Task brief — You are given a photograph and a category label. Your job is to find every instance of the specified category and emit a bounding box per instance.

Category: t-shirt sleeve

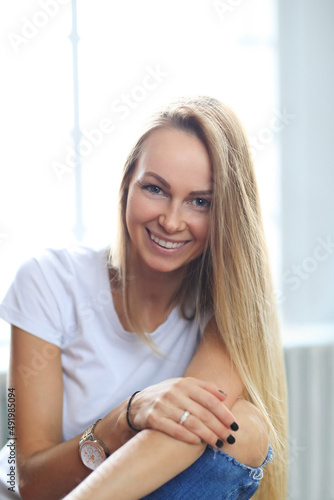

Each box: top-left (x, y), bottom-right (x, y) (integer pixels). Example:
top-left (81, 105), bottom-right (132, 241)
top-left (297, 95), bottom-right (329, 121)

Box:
top-left (0, 253), bottom-right (66, 347)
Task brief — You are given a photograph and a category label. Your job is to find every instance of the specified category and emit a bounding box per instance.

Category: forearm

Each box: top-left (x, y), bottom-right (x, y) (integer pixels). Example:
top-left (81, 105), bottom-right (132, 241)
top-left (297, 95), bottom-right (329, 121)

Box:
top-left (19, 401), bottom-right (131, 500)
top-left (65, 429), bottom-right (206, 500)
top-left (64, 399), bottom-right (270, 500)
top-left (17, 376), bottom-right (236, 500)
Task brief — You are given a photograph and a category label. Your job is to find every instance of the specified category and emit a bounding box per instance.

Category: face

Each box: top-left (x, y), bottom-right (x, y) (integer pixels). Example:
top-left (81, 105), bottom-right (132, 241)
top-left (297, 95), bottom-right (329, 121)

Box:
top-left (125, 127), bottom-right (212, 275)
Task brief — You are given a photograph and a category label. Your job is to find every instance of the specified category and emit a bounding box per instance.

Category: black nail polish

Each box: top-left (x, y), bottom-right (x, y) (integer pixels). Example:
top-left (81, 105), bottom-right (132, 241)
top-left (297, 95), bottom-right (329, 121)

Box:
top-left (230, 422), bottom-right (239, 431)
top-left (215, 439), bottom-right (223, 448)
top-left (227, 435), bottom-right (235, 445)
top-left (218, 389), bottom-right (227, 396)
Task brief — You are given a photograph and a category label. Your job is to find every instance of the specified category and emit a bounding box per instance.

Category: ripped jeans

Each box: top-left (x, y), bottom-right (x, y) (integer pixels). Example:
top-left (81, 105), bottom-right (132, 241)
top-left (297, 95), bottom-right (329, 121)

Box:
top-left (141, 445), bottom-right (273, 500)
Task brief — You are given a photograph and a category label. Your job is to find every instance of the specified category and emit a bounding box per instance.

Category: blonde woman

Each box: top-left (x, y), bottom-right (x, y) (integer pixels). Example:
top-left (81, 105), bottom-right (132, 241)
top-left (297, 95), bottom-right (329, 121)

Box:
top-left (0, 96), bottom-right (287, 500)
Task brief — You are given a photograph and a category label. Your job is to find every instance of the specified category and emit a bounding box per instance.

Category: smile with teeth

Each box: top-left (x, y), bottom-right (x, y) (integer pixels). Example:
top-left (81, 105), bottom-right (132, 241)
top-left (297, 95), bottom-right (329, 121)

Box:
top-left (149, 231), bottom-right (187, 249)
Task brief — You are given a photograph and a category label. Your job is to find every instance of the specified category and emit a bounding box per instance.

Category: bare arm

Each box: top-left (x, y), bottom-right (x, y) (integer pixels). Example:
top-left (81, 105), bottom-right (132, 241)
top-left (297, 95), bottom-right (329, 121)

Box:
top-left (64, 320), bottom-right (269, 500)
top-left (9, 327), bottom-right (131, 500)
top-left (65, 430), bottom-right (206, 500)
top-left (11, 324), bottom-right (241, 500)
top-left (65, 402), bottom-right (269, 500)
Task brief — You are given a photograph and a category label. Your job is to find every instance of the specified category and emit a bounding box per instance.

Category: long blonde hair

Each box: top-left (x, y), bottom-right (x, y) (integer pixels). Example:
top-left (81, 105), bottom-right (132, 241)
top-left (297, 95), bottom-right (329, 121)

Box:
top-left (109, 96), bottom-right (288, 500)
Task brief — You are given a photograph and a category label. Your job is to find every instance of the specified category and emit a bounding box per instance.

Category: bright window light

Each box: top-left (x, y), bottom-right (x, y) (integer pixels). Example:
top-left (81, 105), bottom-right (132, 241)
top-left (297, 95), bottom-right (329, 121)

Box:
top-left (0, 0), bottom-right (280, 370)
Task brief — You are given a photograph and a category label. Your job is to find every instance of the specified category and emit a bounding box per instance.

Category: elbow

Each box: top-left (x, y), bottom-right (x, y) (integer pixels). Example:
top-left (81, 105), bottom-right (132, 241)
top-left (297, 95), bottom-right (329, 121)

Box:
top-left (15, 459), bottom-right (38, 500)
top-left (19, 483), bottom-right (57, 500)
top-left (18, 482), bottom-right (35, 500)
top-left (17, 467), bottom-right (47, 500)
top-left (18, 475), bottom-right (45, 500)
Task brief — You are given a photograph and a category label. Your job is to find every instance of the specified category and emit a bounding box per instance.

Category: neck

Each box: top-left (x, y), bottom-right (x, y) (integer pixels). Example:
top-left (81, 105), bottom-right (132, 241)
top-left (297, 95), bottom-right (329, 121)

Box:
top-left (128, 252), bottom-right (184, 307)
top-left (111, 250), bottom-right (189, 333)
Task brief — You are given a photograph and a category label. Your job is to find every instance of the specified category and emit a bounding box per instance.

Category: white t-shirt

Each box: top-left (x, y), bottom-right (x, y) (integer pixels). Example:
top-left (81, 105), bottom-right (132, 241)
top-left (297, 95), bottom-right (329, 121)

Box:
top-left (0, 246), bottom-right (209, 498)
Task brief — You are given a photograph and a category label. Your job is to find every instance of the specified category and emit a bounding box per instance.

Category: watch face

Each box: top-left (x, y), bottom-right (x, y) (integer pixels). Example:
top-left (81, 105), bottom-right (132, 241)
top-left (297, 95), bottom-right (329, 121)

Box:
top-left (80, 441), bottom-right (106, 470)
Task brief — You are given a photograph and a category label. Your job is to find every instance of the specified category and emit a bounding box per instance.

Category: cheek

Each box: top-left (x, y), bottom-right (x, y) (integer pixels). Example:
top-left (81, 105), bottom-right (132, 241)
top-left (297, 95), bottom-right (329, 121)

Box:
top-left (190, 214), bottom-right (211, 243)
top-left (125, 189), bottom-right (156, 230)
top-left (125, 193), bottom-right (140, 233)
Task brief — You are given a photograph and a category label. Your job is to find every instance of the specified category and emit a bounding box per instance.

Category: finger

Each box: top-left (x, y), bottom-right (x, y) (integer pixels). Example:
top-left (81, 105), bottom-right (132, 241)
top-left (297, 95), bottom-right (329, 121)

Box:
top-left (158, 409), bottom-right (230, 450)
top-left (176, 404), bottom-right (238, 449)
top-left (140, 391), bottom-right (237, 449)
top-left (146, 413), bottom-right (203, 445)
top-left (187, 385), bottom-right (238, 431)
top-left (161, 378), bottom-right (239, 434)
top-left (135, 378), bottom-right (238, 447)
top-left (144, 398), bottom-right (219, 447)
top-left (197, 379), bottom-right (228, 402)
top-left (181, 377), bottom-right (228, 403)
top-left (169, 378), bottom-right (231, 421)
top-left (157, 401), bottom-right (237, 450)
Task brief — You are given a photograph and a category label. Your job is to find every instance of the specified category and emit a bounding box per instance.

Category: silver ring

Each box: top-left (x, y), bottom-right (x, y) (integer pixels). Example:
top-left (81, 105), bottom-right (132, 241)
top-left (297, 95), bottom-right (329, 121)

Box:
top-left (179, 410), bottom-right (190, 425)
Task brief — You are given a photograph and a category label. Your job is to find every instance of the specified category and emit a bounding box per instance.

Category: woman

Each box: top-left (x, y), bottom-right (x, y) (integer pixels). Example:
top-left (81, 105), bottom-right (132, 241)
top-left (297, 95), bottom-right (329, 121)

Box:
top-left (0, 96), bottom-right (287, 499)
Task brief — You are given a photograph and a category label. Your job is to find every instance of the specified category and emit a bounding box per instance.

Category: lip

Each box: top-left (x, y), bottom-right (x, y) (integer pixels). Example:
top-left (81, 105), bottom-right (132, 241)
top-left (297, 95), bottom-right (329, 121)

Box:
top-left (146, 229), bottom-right (188, 245)
top-left (146, 229), bottom-right (190, 253)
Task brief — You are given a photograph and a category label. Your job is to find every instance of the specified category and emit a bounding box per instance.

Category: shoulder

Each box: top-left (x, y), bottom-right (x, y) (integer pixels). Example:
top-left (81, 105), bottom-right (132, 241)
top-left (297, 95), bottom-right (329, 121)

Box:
top-left (5, 244), bottom-right (110, 318)
top-left (16, 244), bottom-right (108, 284)
top-left (0, 245), bottom-right (110, 346)
top-left (36, 243), bottom-right (106, 269)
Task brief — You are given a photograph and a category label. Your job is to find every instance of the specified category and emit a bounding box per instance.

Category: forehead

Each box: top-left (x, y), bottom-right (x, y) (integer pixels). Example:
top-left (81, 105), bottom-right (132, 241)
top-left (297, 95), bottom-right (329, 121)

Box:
top-left (135, 127), bottom-right (212, 186)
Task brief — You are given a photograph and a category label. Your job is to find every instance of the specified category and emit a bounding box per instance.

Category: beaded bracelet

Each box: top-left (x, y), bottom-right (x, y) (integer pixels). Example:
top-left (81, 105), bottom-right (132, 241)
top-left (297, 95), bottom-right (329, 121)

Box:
top-left (126, 391), bottom-right (141, 433)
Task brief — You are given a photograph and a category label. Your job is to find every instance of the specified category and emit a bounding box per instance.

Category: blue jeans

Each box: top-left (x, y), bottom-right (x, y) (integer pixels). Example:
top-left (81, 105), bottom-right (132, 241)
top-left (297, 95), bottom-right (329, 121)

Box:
top-left (142, 445), bottom-right (273, 500)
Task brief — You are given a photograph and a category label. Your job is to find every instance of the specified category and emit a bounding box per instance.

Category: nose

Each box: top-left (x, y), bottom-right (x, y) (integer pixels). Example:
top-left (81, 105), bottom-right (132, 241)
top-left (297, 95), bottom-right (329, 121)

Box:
top-left (158, 202), bottom-right (186, 233)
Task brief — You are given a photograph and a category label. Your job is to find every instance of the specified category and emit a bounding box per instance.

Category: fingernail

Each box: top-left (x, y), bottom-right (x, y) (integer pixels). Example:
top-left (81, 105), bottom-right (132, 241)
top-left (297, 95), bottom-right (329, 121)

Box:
top-left (230, 422), bottom-right (239, 431)
top-left (218, 389), bottom-right (227, 396)
top-left (227, 435), bottom-right (235, 445)
top-left (215, 439), bottom-right (223, 448)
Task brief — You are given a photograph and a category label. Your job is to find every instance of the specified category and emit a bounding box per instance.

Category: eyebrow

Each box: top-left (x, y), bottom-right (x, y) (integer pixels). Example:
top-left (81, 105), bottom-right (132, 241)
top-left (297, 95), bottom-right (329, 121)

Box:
top-left (144, 171), bottom-right (212, 196)
top-left (145, 172), bottom-right (171, 188)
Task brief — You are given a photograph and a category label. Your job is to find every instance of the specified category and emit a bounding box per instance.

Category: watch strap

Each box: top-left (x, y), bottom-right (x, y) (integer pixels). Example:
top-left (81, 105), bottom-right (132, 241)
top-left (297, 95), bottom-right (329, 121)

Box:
top-left (79, 418), bottom-right (110, 457)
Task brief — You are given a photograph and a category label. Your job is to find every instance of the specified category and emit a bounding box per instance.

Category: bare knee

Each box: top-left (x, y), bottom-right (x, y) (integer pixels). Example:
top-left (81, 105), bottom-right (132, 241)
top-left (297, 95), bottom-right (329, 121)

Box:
top-left (222, 399), bottom-right (270, 468)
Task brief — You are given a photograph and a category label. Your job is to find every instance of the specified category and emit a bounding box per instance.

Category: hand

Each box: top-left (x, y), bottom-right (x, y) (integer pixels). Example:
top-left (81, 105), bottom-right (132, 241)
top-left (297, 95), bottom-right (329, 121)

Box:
top-left (128, 377), bottom-right (239, 449)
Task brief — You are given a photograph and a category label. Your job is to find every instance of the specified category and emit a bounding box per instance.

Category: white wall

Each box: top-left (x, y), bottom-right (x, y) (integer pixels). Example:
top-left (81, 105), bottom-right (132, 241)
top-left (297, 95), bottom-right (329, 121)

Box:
top-left (278, 0), bottom-right (334, 326)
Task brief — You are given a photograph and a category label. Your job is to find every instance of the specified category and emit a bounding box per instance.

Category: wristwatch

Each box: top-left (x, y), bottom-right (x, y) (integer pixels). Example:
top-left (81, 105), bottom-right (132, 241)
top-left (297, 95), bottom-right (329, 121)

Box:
top-left (79, 419), bottom-right (110, 470)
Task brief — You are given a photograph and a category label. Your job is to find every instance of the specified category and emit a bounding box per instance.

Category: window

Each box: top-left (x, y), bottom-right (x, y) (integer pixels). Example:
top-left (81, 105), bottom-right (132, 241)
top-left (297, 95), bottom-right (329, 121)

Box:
top-left (0, 0), bottom-right (280, 369)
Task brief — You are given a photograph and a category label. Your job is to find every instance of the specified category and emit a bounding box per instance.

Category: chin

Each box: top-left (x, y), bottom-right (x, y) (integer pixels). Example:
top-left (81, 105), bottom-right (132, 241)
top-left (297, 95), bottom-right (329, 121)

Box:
top-left (141, 255), bottom-right (185, 274)
top-left (148, 262), bottom-right (182, 274)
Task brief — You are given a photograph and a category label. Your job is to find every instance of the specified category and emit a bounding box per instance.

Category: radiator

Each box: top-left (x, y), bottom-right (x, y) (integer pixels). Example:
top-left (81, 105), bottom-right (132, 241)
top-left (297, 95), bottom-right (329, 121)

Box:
top-left (284, 327), bottom-right (334, 500)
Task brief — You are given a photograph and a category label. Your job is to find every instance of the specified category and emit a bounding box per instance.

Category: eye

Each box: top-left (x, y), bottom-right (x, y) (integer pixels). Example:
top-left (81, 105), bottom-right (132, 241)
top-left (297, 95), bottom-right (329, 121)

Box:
top-left (144, 184), bottom-right (163, 195)
top-left (191, 198), bottom-right (211, 209)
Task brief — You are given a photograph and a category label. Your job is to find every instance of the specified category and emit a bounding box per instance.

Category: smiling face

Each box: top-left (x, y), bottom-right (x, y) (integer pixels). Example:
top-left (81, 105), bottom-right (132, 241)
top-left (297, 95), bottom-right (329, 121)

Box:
top-left (125, 127), bottom-right (212, 275)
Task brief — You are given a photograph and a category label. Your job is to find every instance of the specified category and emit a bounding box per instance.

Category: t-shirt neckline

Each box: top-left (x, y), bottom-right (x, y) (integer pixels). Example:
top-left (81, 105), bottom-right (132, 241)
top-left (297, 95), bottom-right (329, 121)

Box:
top-left (98, 248), bottom-right (179, 341)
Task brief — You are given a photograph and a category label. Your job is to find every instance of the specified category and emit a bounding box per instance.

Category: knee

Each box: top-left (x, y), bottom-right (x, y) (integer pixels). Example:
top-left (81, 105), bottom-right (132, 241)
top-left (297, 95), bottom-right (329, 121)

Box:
top-left (223, 399), bottom-right (270, 468)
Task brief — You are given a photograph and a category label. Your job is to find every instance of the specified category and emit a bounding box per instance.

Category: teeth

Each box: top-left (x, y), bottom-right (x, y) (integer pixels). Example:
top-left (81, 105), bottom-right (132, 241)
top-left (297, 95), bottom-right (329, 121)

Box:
top-left (150, 232), bottom-right (185, 249)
